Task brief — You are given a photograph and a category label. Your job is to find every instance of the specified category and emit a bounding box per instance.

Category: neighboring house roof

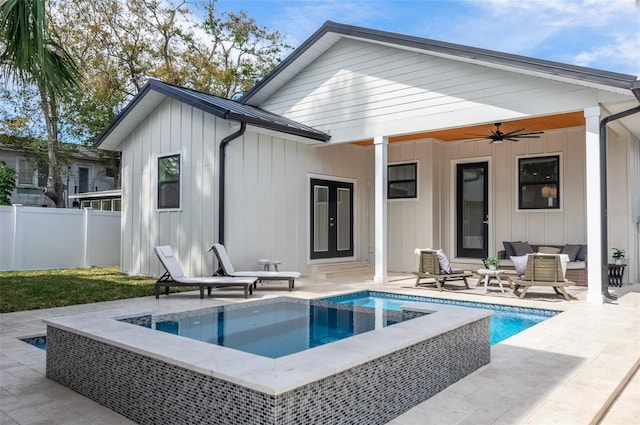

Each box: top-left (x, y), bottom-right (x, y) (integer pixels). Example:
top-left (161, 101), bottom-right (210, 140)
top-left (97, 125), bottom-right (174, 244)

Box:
top-left (94, 80), bottom-right (330, 150)
top-left (0, 141), bottom-right (106, 162)
top-left (241, 21), bottom-right (640, 106)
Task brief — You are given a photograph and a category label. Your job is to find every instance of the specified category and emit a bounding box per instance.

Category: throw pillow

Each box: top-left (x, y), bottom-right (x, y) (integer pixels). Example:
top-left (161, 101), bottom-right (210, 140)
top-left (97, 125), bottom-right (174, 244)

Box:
top-left (576, 244), bottom-right (587, 261)
top-left (510, 255), bottom-right (529, 277)
top-left (511, 241), bottom-right (534, 256)
top-left (561, 244), bottom-right (581, 262)
top-left (435, 249), bottom-right (452, 274)
top-left (503, 241), bottom-right (521, 258)
top-left (538, 246), bottom-right (562, 254)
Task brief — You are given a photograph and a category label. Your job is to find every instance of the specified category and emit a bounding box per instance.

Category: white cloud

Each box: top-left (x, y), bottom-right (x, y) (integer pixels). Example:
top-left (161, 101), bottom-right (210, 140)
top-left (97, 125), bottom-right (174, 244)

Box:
top-left (573, 33), bottom-right (640, 76)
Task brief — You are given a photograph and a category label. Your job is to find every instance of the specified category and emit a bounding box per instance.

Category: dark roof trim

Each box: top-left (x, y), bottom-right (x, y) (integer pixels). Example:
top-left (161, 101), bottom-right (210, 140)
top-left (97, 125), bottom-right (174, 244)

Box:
top-left (94, 79), bottom-right (329, 148)
top-left (241, 21), bottom-right (638, 103)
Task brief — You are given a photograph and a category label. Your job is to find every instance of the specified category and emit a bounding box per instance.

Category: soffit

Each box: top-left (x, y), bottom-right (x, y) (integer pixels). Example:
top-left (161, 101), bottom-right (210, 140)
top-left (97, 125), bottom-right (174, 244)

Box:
top-left (353, 111), bottom-right (585, 146)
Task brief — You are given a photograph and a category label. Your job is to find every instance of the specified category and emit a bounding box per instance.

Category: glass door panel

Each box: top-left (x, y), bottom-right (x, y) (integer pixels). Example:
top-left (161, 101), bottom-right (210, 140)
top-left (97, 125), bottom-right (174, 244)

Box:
top-left (310, 179), bottom-right (354, 259)
top-left (456, 162), bottom-right (488, 259)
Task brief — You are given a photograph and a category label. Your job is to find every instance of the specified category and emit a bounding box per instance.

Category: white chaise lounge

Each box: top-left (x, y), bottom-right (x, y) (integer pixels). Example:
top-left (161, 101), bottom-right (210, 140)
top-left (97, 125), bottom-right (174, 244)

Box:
top-left (210, 243), bottom-right (300, 291)
top-left (154, 245), bottom-right (256, 298)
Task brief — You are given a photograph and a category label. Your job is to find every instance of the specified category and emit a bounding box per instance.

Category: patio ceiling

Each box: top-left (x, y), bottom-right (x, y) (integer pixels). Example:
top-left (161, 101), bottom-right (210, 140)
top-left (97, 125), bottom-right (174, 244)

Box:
top-left (353, 111), bottom-right (585, 146)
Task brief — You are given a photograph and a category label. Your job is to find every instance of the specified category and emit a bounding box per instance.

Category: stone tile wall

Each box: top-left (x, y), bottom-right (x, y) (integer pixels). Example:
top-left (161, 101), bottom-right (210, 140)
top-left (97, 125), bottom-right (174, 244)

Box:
top-left (46, 317), bottom-right (489, 425)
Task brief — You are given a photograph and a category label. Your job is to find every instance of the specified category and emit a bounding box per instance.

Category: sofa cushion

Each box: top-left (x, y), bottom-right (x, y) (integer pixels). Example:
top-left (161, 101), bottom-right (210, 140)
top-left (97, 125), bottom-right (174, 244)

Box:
top-left (561, 244), bottom-right (581, 262)
top-left (511, 241), bottom-right (535, 256)
top-left (435, 249), bottom-right (452, 274)
top-left (510, 255), bottom-right (529, 277)
top-left (503, 241), bottom-right (521, 258)
top-left (566, 261), bottom-right (586, 270)
top-left (576, 244), bottom-right (587, 261)
top-left (538, 246), bottom-right (562, 254)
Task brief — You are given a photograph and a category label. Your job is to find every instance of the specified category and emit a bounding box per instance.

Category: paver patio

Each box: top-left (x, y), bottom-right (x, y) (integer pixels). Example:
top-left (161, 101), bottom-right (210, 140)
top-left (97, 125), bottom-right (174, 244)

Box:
top-left (1, 273), bottom-right (638, 424)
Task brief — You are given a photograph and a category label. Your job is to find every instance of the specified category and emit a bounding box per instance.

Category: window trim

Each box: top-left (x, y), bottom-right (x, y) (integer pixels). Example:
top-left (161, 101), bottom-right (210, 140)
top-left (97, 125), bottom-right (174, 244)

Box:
top-left (16, 157), bottom-right (37, 187)
top-left (387, 161), bottom-right (418, 201)
top-left (157, 152), bottom-right (182, 211)
top-left (516, 154), bottom-right (562, 212)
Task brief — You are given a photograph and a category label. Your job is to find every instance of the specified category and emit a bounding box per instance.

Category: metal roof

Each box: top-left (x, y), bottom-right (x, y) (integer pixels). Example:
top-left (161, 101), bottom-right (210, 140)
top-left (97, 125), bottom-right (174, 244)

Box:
top-left (94, 80), bottom-right (330, 150)
top-left (241, 21), bottom-right (639, 106)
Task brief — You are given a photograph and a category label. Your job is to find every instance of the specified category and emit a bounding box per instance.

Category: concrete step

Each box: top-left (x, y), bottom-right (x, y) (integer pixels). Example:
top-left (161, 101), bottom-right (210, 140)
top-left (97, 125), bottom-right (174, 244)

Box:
top-left (307, 261), bottom-right (373, 279)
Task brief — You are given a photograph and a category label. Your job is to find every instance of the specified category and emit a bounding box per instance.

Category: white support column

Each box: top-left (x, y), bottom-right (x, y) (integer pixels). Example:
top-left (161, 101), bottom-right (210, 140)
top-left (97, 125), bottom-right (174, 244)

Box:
top-left (584, 106), bottom-right (604, 304)
top-left (373, 135), bottom-right (388, 284)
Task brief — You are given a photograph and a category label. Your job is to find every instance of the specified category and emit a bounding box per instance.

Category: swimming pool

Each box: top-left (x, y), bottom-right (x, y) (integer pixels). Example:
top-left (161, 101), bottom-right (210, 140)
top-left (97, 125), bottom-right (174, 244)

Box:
top-left (321, 291), bottom-right (559, 345)
top-left (44, 295), bottom-right (492, 424)
top-left (136, 298), bottom-right (422, 358)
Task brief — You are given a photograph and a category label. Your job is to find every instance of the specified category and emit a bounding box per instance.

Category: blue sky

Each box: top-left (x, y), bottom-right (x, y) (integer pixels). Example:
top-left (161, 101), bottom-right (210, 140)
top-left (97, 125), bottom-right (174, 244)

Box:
top-left (214, 0), bottom-right (640, 76)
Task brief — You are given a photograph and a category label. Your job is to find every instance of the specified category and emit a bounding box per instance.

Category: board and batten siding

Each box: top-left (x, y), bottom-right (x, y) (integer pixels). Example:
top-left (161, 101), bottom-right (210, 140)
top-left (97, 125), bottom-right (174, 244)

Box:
top-left (439, 127), bottom-right (588, 260)
top-left (224, 134), bottom-right (371, 274)
top-left (120, 98), bottom-right (221, 277)
top-left (259, 38), bottom-right (608, 144)
top-left (119, 98), bottom-right (372, 277)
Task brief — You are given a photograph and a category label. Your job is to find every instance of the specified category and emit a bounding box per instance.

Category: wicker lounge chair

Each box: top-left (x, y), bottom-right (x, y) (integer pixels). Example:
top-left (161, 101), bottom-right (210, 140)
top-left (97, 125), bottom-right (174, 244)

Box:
top-left (210, 243), bottom-right (300, 291)
top-left (507, 254), bottom-right (573, 301)
top-left (154, 245), bottom-right (256, 298)
top-left (413, 249), bottom-right (472, 291)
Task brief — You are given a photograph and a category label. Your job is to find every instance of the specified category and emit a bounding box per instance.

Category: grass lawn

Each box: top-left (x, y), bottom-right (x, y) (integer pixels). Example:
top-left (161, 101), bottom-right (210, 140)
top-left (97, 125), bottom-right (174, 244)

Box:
top-left (0, 267), bottom-right (163, 313)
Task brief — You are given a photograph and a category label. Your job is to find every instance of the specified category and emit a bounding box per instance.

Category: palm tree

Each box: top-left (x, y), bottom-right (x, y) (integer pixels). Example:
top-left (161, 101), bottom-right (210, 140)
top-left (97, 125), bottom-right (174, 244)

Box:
top-left (1, 0), bottom-right (80, 207)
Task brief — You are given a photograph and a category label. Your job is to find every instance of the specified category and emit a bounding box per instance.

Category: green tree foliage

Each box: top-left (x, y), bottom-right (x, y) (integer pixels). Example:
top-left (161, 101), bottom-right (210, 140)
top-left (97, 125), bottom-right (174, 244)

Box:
top-left (0, 0), bottom-right (81, 207)
top-left (0, 160), bottom-right (17, 205)
top-left (52, 0), bottom-right (290, 141)
top-left (2, 0), bottom-right (289, 201)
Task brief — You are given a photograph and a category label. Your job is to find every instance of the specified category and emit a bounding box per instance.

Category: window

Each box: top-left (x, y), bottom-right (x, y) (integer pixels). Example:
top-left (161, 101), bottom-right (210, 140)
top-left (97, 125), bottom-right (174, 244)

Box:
top-left (158, 153), bottom-right (181, 209)
top-left (388, 162), bottom-right (417, 199)
top-left (78, 167), bottom-right (90, 193)
top-left (17, 158), bottom-right (36, 186)
top-left (518, 155), bottom-right (560, 210)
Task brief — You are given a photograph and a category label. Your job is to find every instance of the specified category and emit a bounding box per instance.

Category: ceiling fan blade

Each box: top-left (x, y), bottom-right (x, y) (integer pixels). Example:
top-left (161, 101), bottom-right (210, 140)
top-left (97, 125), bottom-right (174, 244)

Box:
top-left (515, 131), bottom-right (544, 136)
top-left (513, 134), bottom-right (542, 139)
top-left (464, 137), bottom-right (489, 143)
top-left (502, 128), bottom-right (525, 137)
top-left (505, 138), bottom-right (520, 142)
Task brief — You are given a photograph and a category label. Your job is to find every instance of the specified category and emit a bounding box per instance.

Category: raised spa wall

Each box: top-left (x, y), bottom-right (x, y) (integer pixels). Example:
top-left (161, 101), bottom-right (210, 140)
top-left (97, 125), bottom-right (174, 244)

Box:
top-left (45, 300), bottom-right (491, 425)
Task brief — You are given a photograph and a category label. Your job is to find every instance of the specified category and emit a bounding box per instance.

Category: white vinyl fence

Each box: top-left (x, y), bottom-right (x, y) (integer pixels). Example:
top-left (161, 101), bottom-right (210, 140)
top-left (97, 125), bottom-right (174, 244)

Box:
top-left (0, 205), bottom-right (121, 271)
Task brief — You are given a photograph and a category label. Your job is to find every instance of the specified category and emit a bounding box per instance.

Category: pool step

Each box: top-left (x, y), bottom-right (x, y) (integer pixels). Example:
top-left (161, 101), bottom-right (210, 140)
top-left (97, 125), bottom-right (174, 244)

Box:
top-left (307, 262), bottom-right (372, 279)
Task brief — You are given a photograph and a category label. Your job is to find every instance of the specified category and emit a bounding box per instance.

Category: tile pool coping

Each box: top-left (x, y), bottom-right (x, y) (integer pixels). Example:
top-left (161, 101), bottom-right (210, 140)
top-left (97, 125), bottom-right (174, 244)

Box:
top-left (43, 296), bottom-right (491, 395)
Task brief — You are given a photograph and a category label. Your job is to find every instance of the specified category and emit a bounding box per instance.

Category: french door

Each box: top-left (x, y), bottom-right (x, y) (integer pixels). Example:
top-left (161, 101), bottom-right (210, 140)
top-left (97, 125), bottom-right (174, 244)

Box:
top-left (310, 178), bottom-right (354, 260)
top-left (456, 162), bottom-right (488, 259)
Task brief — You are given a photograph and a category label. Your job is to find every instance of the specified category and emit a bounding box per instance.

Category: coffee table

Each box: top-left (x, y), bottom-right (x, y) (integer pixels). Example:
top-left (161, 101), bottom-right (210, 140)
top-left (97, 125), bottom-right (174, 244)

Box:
top-left (477, 268), bottom-right (505, 294)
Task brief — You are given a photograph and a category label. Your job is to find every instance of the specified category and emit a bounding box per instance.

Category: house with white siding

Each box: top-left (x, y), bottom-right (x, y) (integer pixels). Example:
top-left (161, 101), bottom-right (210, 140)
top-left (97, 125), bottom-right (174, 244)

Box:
top-left (95, 21), bottom-right (640, 304)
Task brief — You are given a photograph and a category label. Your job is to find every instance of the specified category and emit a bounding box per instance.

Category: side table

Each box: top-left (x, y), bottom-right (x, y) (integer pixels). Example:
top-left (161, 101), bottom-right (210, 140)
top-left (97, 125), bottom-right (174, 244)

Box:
top-left (477, 268), bottom-right (505, 294)
top-left (607, 264), bottom-right (626, 287)
top-left (257, 259), bottom-right (281, 271)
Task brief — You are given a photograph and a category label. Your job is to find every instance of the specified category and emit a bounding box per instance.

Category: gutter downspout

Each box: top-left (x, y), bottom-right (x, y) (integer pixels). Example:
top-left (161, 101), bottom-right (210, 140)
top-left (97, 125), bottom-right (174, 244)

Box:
top-left (599, 99), bottom-right (640, 300)
top-left (219, 121), bottom-right (247, 246)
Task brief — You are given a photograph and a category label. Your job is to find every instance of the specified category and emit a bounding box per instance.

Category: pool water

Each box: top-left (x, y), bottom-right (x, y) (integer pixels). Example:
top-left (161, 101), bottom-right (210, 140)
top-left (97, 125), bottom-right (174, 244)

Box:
top-left (322, 291), bottom-right (559, 345)
top-left (145, 298), bottom-right (421, 358)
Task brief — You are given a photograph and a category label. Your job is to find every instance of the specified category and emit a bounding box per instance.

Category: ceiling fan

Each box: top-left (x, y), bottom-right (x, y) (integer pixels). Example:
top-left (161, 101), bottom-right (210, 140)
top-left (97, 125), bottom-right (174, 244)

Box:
top-left (467, 122), bottom-right (544, 144)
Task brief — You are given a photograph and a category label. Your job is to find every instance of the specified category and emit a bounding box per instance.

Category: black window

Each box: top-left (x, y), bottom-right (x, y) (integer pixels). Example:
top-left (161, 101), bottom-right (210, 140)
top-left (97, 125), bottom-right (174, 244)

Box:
top-left (388, 163), bottom-right (417, 199)
top-left (518, 155), bottom-right (560, 209)
top-left (158, 154), bottom-right (180, 209)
